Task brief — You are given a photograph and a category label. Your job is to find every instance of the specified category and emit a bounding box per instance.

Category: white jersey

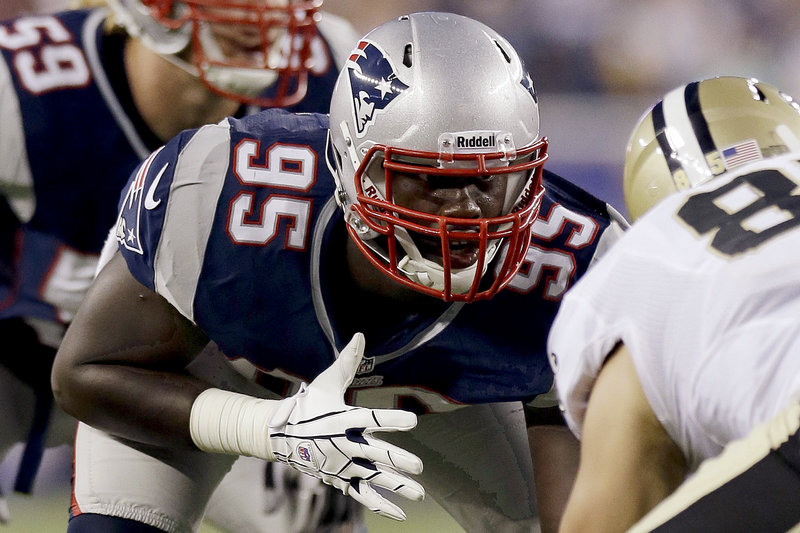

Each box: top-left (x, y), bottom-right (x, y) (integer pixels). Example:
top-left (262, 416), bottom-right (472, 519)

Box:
top-left (548, 152), bottom-right (800, 469)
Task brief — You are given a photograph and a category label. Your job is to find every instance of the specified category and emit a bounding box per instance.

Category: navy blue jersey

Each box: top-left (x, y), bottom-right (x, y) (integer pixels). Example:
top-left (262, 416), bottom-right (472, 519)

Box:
top-left (117, 110), bottom-right (623, 411)
top-left (0, 8), bottom-right (351, 328)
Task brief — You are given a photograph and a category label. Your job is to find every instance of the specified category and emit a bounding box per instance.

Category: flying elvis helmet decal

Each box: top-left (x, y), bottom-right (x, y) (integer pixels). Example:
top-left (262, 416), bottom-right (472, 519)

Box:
top-left (345, 40), bottom-right (410, 138)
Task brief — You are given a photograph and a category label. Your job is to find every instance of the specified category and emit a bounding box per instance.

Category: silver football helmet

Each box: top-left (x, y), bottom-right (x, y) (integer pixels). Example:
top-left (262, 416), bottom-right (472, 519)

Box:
top-left (624, 76), bottom-right (800, 221)
top-left (327, 12), bottom-right (547, 303)
top-left (107, 0), bottom-right (322, 106)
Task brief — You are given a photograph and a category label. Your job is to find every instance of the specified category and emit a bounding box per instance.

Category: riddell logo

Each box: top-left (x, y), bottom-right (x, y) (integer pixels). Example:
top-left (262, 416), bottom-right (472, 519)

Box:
top-left (363, 184), bottom-right (380, 199)
top-left (456, 134), bottom-right (495, 148)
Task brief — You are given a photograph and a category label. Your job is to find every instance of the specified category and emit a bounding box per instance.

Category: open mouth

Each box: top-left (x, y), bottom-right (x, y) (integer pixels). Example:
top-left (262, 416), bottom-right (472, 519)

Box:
top-left (413, 233), bottom-right (482, 270)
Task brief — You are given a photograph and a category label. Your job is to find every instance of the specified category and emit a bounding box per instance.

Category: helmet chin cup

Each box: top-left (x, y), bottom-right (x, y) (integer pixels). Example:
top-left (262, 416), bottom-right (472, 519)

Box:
top-left (202, 63), bottom-right (279, 98)
top-left (394, 227), bottom-right (502, 295)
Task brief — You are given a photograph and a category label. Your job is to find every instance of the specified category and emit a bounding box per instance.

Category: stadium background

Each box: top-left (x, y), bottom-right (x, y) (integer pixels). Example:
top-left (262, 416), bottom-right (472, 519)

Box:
top-left (2, 0), bottom-right (799, 531)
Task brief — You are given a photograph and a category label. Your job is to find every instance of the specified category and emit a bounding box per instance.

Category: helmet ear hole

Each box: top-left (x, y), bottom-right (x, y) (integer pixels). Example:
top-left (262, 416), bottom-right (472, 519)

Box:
top-left (403, 44), bottom-right (413, 68)
top-left (493, 40), bottom-right (511, 63)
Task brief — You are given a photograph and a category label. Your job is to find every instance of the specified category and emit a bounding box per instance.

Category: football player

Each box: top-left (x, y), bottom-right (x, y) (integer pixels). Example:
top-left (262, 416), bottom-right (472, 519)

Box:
top-left (0, 0), bottom-right (358, 529)
top-left (52, 11), bottom-right (626, 533)
top-left (549, 76), bottom-right (800, 532)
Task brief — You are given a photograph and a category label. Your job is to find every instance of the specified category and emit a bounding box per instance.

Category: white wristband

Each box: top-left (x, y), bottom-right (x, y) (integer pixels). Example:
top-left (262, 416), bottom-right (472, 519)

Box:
top-left (190, 388), bottom-right (279, 461)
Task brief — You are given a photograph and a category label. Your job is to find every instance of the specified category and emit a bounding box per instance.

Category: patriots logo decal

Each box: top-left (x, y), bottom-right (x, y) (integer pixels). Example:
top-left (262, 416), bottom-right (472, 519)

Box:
top-left (346, 40), bottom-right (409, 137)
top-left (521, 70), bottom-right (537, 103)
top-left (115, 147), bottom-right (164, 255)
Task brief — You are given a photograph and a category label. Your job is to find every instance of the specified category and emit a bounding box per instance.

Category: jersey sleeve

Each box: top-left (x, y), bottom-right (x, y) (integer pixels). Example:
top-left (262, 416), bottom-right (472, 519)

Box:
top-left (589, 203), bottom-right (629, 267)
top-left (547, 287), bottom-right (622, 438)
top-left (0, 48), bottom-right (33, 222)
top-left (546, 200), bottom-right (680, 439)
top-left (545, 220), bottom-right (641, 439)
top-left (115, 119), bottom-right (232, 323)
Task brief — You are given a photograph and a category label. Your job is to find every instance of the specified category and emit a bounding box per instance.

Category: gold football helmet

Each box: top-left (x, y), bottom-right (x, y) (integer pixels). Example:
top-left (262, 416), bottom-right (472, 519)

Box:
top-left (623, 76), bottom-right (800, 221)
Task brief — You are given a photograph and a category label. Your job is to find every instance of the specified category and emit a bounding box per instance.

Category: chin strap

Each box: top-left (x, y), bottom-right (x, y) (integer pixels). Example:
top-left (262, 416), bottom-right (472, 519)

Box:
top-left (393, 227), bottom-right (500, 294)
top-left (142, 21), bottom-right (280, 97)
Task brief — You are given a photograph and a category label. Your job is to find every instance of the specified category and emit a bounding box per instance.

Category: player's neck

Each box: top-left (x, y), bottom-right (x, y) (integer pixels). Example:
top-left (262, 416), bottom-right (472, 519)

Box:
top-left (125, 38), bottom-right (242, 143)
top-left (328, 238), bottom-right (445, 340)
top-left (344, 237), bottom-right (433, 305)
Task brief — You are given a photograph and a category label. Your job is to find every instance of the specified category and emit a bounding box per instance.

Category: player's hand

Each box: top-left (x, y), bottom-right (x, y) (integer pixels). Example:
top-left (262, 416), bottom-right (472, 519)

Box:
top-left (268, 332), bottom-right (424, 521)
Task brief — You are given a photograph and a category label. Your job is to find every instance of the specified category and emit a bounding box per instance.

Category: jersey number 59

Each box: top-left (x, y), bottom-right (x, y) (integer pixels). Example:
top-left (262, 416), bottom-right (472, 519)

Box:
top-left (0, 15), bottom-right (90, 94)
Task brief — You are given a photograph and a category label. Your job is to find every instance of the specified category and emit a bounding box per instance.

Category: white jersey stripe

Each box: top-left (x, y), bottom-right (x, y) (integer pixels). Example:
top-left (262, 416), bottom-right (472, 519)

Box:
top-left (154, 120), bottom-right (232, 323)
top-left (662, 86), bottom-right (713, 188)
top-left (0, 45), bottom-right (34, 222)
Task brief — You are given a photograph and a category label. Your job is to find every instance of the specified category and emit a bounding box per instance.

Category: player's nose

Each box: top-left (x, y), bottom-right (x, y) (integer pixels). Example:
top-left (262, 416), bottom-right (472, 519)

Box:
top-left (439, 184), bottom-right (482, 218)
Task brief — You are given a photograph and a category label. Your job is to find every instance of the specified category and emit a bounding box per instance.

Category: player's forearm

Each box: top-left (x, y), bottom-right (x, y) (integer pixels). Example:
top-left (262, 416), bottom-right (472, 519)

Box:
top-left (559, 476), bottom-right (671, 533)
top-left (52, 251), bottom-right (212, 448)
top-left (559, 346), bottom-right (688, 532)
top-left (53, 361), bottom-right (209, 449)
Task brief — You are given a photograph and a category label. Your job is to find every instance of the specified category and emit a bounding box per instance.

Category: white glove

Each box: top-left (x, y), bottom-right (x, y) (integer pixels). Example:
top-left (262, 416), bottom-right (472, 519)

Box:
top-left (268, 332), bottom-right (424, 521)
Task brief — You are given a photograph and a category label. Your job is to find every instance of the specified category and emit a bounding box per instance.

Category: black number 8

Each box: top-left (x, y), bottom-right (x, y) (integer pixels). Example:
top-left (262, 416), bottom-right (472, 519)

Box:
top-left (678, 169), bottom-right (800, 255)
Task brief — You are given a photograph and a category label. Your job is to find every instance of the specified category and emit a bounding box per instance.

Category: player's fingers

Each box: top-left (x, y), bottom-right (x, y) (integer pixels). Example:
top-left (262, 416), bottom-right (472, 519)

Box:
top-left (338, 459), bottom-right (424, 502)
top-left (334, 407), bottom-right (417, 433)
top-left (338, 427), bottom-right (423, 475)
top-left (358, 438), bottom-right (423, 475)
top-left (316, 332), bottom-right (365, 391)
top-left (372, 408), bottom-right (418, 431)
top-left (369, 469), bottom-right (425, 501)
top-left (347, 479), bottom-right (408, 521)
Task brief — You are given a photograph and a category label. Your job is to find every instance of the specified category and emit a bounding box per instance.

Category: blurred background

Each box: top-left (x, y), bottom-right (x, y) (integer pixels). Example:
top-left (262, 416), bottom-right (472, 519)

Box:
top-left (316, 0), bottom-right (800, 216)
top-left (3, 0), bottom-right (800, 531)
top-left (5, 0), bottom-right (800, 215)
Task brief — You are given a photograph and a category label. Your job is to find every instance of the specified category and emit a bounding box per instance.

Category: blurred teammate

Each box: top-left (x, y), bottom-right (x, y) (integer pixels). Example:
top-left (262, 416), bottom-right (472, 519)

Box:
top-left (0, 0), bottom-right (358, 528)
top-left (52, 11), bottom-right (626, 533)
top-left (549, 76), bottom-right (800, 532)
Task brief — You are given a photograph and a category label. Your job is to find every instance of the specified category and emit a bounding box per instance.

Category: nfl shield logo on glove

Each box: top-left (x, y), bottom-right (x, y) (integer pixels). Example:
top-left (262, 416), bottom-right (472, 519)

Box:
top-left (296, 441), bottom-right (319, 468)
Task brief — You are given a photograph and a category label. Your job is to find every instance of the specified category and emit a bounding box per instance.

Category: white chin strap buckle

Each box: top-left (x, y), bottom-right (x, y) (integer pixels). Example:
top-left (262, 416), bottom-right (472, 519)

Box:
top-left (398, 256), bottom-right (434, 288)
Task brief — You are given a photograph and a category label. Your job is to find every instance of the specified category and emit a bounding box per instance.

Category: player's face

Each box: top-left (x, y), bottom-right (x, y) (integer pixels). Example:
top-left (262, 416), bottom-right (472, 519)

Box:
top-left (391, 171), bottom-right (508, 269)
top-left (198, 0), bottom-right (292, 68)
